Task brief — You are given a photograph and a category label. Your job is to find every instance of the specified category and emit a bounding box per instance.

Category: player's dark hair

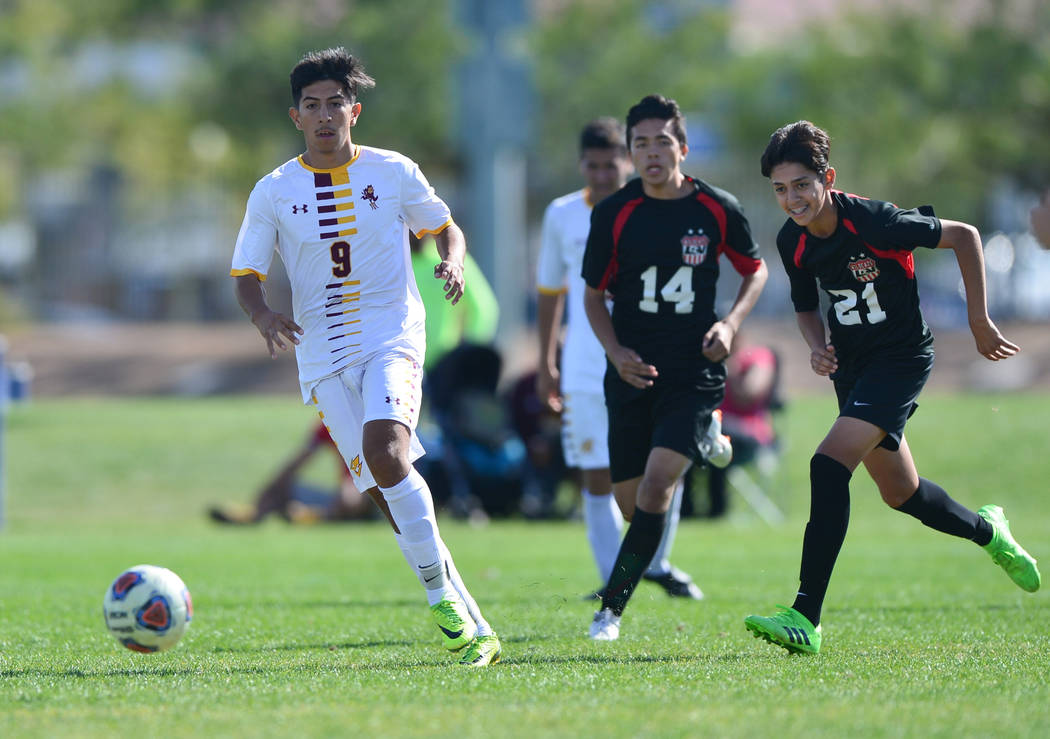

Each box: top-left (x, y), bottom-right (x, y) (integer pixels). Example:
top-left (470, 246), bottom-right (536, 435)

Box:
top-left (579, 117), bottom-right (627, 156)
top-left (290, 47), bottom-right (376, 106)
top-left (760, 121), bottom-right (831, 178)
top-left (625, 94), bottom-right (687, 149)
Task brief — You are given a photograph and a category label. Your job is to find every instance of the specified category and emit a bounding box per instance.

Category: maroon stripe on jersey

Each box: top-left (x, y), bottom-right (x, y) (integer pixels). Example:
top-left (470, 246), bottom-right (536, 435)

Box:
top-left (316, 191), bottom-right (335, 200)
top-left (843, 218), bottom-right (915, 279)
top-left (722, 249), bottom-right (763, 276)
top-left (314, 173), bottom-right (333, 187)
top-left (602, 197), bottom-right (644, 291)
top-left (320, 218), bottom-right (339, 226)
top-left (318, 205), bottom-right (336, 213)
top-left (694, 191), bottom-right (727, 251)
top-left (320, 231), bottom-right (339, 238)
top-left (794, 232), bottom-right (807, 268)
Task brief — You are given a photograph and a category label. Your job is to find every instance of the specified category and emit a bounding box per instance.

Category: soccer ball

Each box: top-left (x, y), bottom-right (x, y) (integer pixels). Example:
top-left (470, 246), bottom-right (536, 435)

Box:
top-left (103, 564), bottom-right (193, 653)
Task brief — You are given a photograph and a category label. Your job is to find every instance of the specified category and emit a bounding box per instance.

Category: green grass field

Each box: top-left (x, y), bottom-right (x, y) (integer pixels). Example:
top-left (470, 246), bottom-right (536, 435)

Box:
top-left (2, 394), bottom-right (1048, 738)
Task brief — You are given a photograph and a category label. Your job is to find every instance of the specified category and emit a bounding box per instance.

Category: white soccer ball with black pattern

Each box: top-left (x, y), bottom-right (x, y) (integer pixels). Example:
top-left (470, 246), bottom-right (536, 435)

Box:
top-left (103, 564), bottom-right (193, 653)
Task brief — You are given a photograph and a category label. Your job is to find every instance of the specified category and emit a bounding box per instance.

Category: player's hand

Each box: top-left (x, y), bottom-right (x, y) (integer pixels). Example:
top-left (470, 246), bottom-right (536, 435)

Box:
top-left (702, 321), bottom-right (734, 362)
top-left (251, 308), bottom-right (303, 359)
top-left (609, 345), bottom-right (658, 389)
top-left (811, 343), bottom-right (838, 376)
top-left (434, 259), bottom-right (465, 305)
top-left (970, 317), bottom-right (1020, 361)
top-left (536, 365), bottom-right (563, 413)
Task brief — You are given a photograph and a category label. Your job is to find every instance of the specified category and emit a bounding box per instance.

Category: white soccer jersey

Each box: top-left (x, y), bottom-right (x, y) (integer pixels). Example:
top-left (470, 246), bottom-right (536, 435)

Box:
top-left (536, 189), bottom-right (607, 394)
top-left (231, 146), bottom-right (452, 402)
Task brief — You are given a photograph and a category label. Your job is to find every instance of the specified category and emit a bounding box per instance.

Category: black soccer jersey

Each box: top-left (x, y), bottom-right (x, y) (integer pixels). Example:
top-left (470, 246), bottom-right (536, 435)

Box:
top-left (582, 176), bottom-right (763, 381)
top-left (776, 190), bottom-right (942, 369)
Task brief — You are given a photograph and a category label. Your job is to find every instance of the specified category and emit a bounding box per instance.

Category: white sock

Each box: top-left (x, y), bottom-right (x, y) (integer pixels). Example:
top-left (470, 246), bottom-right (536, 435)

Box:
top-left (382, 468), bottom-right (450, 606)
top-left (646, 479), bottom-right (683, 576)
top-left (439, 541), bottom-right (492, 637)
top-left (582, 489), bottom-right (624, 582)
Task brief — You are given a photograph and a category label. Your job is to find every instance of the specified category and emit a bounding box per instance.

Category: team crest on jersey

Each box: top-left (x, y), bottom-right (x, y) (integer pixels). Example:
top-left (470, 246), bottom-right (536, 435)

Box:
top-left (681, 229), bottom-right (710, 266)
top-left (847, 253), bottom-right (879, 283)
top-left (349, 455), bottom-right (363, 476)
top-left (361, 185), bottom-right (379, 210)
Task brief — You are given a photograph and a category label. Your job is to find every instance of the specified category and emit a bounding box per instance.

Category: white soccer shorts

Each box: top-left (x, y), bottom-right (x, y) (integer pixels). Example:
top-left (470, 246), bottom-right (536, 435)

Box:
top-left (310, 350), bottom-right (426, 492)
top-left (561, 390), bottom-right (610, 470)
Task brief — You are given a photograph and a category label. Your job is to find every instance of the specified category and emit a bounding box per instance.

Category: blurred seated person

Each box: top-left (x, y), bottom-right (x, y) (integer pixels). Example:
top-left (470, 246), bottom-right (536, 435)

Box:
top-left (507, 368), bottom-right (568, 519)
top-left (209, 422), bottom-right (377, 524)
top-left (411, 232), bottom-right (499, 372)
top-left (1031, 189), bottom-right (1050, 250)
top-left (704, 332), bottom-right (779, 518)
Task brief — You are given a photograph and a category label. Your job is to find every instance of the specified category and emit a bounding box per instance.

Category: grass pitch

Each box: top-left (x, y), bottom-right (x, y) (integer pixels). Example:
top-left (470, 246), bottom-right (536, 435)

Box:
top-left (1, 394), bottom-right (1048, 737)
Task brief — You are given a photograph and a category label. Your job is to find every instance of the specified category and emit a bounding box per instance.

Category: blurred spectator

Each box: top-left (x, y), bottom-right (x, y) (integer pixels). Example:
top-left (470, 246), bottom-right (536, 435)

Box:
top-left (411, 233), bottom-right (499, 371)
top-left (506, 368), bottom-right (569, 519)
top-left (1031, 189), bottom-right (1050, 250)
top-left (687, 332), bottom-right (781, 518)
top-left (209, 422), bottom-right (377, 524)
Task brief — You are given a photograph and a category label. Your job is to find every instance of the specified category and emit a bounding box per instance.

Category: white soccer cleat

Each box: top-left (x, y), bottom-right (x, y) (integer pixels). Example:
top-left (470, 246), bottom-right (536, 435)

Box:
top-left (589, 608), bottom-right (621, 641)
top-left (702, 409), bottom-right (733, 469)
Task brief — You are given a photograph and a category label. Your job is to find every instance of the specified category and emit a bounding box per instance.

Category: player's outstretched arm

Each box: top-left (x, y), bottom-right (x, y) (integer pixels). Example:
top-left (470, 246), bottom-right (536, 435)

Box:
top-left (796, 310), bottom-right (837, 376)
top-left (938, 219), bottom-right (1020, 361)
top-left (234, 274), bottom-right (303, 359)
top-left (583, 286), bottom-right (656, 389)
top-left (433, 223), bottom-right (467, 305)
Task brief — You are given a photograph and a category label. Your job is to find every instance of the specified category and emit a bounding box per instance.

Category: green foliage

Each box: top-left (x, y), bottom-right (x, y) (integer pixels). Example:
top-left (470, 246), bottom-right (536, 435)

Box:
top-left (720, 0), bottom-right (1050, 222)
top-left (1, 394), bottom-right (1049, 736)
top-left (0, 0), bottom-right (464, 203)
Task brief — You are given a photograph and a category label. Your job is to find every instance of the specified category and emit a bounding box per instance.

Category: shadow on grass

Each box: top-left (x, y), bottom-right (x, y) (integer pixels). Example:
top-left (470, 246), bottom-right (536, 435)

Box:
top-left (209, 637), bottom-right (417, 654)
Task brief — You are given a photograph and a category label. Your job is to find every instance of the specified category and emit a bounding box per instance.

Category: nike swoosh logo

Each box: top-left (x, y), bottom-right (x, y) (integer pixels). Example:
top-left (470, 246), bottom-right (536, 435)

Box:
top-left (438, 625), bottom-right (463, 639)
top-left (423, 573), bottom-right (440, 583)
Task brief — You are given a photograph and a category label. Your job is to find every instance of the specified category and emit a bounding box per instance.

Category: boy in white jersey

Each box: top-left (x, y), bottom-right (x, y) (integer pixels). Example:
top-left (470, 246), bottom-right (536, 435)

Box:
top-left (536, 118), bottom-right (706, 601)
top-left (230, 47), bottom-right (500, 666)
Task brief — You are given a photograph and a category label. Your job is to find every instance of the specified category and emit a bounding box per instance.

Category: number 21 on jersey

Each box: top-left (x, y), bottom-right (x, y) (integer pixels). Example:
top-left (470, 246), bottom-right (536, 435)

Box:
top-left (828, 283), bottom-right (887, 325)
top-left (639, 265), bottom-right (695, 313)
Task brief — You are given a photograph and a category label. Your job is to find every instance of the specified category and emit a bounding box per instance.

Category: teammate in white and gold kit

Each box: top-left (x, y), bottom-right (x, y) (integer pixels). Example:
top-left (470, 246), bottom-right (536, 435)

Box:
top-left (536, 119), bottom-right (704, 600)
top-left (231, 48), bottom-right (500, 666)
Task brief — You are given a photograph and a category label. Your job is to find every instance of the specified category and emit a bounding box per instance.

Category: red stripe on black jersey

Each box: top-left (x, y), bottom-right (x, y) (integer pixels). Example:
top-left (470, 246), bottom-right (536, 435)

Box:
top-left (794, 232), bottom-right (807, 269)
top-left (600, 196), bottom-right (644, 291)
top-left (843, 218), bottom-right (915, 279)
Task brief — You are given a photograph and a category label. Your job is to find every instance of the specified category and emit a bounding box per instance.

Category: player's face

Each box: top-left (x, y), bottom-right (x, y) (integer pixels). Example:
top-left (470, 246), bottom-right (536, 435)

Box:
top-left (289, 79), bottom-right (361, 161)
top-left (769, 161), bottom-right (836, 233)
top-left (629, 118), bottom-right (688, 193)
top-left (579, 147), bottom-right (632, 202)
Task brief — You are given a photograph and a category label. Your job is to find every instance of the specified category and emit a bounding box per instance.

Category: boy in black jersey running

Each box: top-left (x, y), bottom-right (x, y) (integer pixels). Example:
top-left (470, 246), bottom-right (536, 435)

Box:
top-left (582, 95), bottom-right (768, 640)
top-left (745, 120), bottom-right (1040, 655)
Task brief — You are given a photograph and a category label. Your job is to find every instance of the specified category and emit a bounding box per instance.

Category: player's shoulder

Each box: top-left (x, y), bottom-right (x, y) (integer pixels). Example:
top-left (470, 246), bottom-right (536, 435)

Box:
top-left (690, 177), bottom-right (745, 213)
top-left (593, 179), bottom-right (645, 217)
top-left (355, 144), bottom-right (417, 171)
top-left (775, 217), bottom-right (804, 252)
top-left (547, 188), bottom-right (588, 211)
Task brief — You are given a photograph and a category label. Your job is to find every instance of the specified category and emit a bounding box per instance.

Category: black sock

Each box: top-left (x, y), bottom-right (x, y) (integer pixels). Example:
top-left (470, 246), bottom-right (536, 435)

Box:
top-left (602, 508), bottom-right (665, 617)
top-left (895, 477), bottom-right (992, 546)
top-left (792, 454), bottom-right (852, 627)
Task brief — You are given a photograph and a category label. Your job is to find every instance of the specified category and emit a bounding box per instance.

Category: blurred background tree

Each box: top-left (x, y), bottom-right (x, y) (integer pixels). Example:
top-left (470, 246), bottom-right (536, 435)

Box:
top-left (0, 0), bottom-right (1047, 325)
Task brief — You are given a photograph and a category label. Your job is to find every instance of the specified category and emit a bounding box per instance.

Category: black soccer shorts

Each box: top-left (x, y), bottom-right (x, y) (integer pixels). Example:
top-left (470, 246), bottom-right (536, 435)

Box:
top-left (833, 352), bottom-right (933, 451)
top-left (605, 377), bottom-right (724, 483)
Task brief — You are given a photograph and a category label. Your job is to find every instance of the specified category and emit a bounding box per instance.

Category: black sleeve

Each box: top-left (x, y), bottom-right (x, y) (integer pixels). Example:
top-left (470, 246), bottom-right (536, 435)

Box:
top-left (723, 195), bottom-right (760, 256)
top-left (861, 198), bottom-right (942, 252)
top-left (582, 202), bottom-right (616, 290)
top-left (776, 228), bottom-right (820, 313)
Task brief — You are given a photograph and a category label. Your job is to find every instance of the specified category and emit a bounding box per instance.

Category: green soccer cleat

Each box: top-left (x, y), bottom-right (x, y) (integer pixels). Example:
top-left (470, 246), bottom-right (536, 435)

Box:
top-left (977, 504), bottom-right (1041, 593)
top-left (458, 634), bottom-right (502, 666)
top-left (744, 605), bottom-right (822, 655)
top-left (430, 595), bottom-right (478, 651)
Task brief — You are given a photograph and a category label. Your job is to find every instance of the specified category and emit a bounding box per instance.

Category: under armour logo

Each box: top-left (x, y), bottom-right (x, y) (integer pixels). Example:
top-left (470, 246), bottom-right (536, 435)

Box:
top-left (292, 204), bottom-right (309, 214)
